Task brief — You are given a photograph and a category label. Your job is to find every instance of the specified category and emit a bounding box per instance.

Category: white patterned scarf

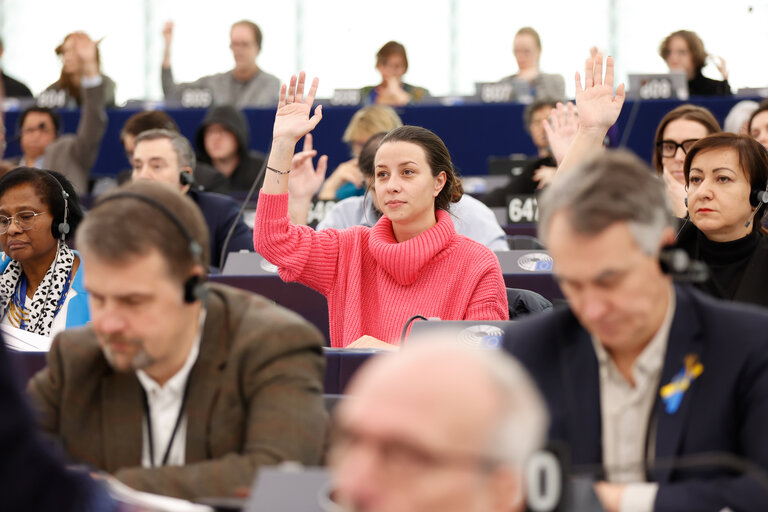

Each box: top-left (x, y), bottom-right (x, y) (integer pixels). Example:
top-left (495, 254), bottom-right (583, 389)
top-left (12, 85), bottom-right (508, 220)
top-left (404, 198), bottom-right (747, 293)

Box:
top-left (0, 243), bottom-right (76, 336)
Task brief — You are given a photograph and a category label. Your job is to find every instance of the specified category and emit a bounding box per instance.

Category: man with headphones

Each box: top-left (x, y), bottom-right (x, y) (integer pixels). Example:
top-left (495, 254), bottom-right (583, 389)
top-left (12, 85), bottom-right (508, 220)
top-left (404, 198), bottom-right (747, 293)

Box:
top-left (14, 33), bottom-right (106, 194)
top-left (27, 180), bottom-right (327, 500)
top-left (131, 128), bottom-right (253, 269)
top-left (502, 149), bottom-right (768, 512)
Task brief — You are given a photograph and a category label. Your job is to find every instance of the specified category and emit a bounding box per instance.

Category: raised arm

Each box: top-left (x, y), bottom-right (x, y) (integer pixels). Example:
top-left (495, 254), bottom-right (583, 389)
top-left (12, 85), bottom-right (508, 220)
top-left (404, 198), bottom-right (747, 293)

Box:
top-left (287, 133), bottom-right (328, 225)
top-left (254, 73), bottom-right (346, 294)
top-left (557, 53), bottom-right (625, 175)
top-left (263, 73), bottom-right (323, 193)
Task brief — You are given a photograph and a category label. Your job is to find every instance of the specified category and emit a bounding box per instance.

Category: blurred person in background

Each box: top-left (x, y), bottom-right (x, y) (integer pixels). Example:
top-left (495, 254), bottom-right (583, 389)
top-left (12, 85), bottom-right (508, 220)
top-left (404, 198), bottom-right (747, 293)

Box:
top-left (43, 31), bottom-right (116, 108)
top-left (162, 20), bottom-right (280, 107)
top-left (360, 41), bottom-right (429, 106)
top-left (499, 27), bottom-right (565, 101)
top-left (659, 30), bottom-right (731, 96)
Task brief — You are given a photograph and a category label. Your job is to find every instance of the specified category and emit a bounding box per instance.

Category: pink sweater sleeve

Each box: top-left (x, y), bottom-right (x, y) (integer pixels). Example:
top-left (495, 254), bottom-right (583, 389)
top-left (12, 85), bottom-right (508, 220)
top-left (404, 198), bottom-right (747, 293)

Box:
top-left (253, 192), bottom-right (342, 295)
top-left (464, 257), bottom-right (510, 321)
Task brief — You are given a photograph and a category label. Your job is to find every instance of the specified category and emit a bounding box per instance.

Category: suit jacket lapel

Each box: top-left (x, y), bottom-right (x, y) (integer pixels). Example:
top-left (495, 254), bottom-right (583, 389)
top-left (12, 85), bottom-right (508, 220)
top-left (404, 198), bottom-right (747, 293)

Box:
top-left (101, 369), bottom-right (143, 472)
top-left (184, 290), bottom-right (228, 463)
top-left (559, 319), bottom-right (603, 470)
top-left (652, 286), bottom-right (703, 483)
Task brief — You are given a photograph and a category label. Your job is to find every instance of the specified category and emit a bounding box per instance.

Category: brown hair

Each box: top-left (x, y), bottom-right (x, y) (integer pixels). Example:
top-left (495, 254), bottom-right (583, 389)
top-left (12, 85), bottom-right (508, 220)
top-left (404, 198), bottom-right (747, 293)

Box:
top-left (378, 126), bottom-right (463, 211)
top-left (376, 41), bottom-right (408, 71)
top-left (748, 99), bottom-right (768, 134)
top-left (120, 111), bottom-right (179, 145)
top-left (342, 105), bottom-right (403, 144)
top-left (659, 30), bottom-right (708, 71)
top-left (54, 32), bottom-right (103, 105)
top-left (515, 27), bottom-right (542, 51)
top-left (684, 134), bottom-right (768, 231)
top-left (76, 181), bottom-right (211, 281)
top-left (231, 20), bottom-right (263, 49)
top-left (653, 104), bottom-right (720, 174)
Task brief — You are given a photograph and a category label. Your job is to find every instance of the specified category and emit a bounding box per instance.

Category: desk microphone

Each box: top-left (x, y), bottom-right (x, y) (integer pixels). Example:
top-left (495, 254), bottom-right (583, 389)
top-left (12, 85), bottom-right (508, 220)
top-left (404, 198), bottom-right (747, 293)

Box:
top-left (218, 157), bottom-right (267, 270)
top-left (659, 247), bottom-right (708, 283)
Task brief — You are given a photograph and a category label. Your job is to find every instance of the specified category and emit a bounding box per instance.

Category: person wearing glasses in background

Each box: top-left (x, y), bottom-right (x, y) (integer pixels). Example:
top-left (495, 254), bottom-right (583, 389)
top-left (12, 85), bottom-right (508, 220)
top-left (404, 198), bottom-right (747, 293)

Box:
top-left (162, 20), bottom-right (280, 107)
top-left (659, 30), bottom-right (731, 97)
top-left (0, 168), bottom-right (88, 338)
top-left (652, 105), bottom-right (720, 218)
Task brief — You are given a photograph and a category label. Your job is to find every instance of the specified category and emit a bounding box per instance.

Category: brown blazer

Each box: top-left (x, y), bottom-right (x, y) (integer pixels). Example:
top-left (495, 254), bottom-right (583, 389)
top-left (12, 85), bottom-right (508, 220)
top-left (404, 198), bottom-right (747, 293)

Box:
top-left (28, 282), bottom-right (327, 499)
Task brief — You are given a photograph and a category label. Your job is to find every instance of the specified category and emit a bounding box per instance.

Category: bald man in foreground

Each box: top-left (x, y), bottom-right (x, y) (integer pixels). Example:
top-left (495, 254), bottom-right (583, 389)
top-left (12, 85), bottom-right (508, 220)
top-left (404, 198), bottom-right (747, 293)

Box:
top-left (330, 344), bottom-right (548, 512)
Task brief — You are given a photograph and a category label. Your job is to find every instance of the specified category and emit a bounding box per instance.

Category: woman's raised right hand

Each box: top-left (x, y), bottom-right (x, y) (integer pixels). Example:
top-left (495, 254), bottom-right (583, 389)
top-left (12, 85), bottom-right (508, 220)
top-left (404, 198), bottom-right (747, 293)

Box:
top-left (273, 72), bottom-right (323, 143)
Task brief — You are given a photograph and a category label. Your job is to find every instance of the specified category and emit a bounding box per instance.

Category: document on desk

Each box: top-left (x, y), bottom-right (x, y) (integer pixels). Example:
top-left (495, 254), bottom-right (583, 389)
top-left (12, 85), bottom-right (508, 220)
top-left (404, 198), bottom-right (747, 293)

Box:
top-left (1, 324), bottom-right (51, 352)
top-left (103, 475), bottom-right (214, 511)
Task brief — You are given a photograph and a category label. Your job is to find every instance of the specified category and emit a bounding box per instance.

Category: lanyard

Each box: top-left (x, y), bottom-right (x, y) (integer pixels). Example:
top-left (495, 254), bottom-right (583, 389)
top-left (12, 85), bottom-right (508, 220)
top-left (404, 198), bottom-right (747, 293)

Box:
top-left (140, 378), bottom-right (192, 467)
top-left (14, 266), bottom-right (74, 331)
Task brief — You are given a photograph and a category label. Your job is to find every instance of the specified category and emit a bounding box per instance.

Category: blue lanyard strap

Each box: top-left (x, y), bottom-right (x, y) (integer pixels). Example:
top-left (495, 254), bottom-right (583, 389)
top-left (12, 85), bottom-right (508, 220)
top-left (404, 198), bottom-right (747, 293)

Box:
top-left (14, 265), bottom-right (75, 331)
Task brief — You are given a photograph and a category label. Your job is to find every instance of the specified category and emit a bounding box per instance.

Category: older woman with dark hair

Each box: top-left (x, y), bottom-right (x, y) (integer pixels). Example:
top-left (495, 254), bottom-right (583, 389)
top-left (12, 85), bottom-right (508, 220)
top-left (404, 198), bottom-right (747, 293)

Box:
top-left (0, 168), bottom-right (88, 337)
top-left (659, 30), bottom-right (730, 97)
top-left (652, 104), bottom-right (720, 217)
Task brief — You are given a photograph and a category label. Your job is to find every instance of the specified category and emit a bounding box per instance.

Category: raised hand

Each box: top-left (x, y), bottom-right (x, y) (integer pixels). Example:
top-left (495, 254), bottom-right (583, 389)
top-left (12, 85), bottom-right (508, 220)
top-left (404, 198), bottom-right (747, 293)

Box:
top-left (662, 166), bottom-right (689, 218)
top-left (710, 54), bottom-right (728, 80)
top-left (70, 32), bottom-right (99, 78)
top-left (273, 72), bottom-right (323, 143)
top-left (162, 21), bottom-right (174, 47)
top-left (543, 101), bottom-right (580, 165)
top-left (574, 53), bottom-right (625, 134)
top-left (289, 133), bottom-right (328, 201)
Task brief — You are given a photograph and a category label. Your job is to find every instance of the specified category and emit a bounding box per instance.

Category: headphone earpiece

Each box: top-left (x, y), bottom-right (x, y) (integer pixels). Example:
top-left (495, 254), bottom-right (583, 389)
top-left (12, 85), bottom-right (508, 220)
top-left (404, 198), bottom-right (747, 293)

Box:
top-left (750, 188), bottom-right (768, 208)
top-left (183, 275), bottom-right (200, 304)
top-left (43, 172), bottom-right (70, 241)
top-left (180, 171), bottom-right (195, 187)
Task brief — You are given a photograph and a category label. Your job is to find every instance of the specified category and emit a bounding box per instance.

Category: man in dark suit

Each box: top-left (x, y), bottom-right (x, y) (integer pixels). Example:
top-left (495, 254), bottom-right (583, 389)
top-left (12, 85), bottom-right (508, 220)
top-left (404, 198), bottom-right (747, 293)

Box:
top-left (27, 180), bottom-right (326, 500)
top-left (130, 128), bottom-right (253, 269)
top-left (503, 150), bottom-right (768, 512)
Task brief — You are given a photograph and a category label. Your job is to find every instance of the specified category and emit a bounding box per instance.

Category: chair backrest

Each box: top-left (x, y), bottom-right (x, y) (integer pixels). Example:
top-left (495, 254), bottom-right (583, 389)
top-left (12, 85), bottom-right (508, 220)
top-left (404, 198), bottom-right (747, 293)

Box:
top-left (507, 287), bottom-right (553, 319)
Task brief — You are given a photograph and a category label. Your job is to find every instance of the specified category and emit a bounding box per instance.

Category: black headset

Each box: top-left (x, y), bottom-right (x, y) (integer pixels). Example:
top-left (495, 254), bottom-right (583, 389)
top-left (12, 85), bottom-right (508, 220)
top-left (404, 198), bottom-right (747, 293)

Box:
top-left (43, 171), bottom-right (70, 241)
top-left (95, 192), bottom-right (205, 303)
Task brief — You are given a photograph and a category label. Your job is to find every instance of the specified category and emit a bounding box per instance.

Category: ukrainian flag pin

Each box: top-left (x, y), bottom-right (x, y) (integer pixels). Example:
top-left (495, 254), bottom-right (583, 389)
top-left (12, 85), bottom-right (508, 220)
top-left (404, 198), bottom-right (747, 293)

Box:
top-left (659, 354), bottom-right (704, 414)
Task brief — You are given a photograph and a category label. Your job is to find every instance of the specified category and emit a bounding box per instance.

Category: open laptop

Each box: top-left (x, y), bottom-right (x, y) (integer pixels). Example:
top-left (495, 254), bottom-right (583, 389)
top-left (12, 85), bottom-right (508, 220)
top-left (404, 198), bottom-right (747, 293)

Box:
top-left (495, 250), bottom-right (553, 274)
top-left (627, 72), bottom-right (689, 100)
top-left (221, 251), bottom-right (279, 275)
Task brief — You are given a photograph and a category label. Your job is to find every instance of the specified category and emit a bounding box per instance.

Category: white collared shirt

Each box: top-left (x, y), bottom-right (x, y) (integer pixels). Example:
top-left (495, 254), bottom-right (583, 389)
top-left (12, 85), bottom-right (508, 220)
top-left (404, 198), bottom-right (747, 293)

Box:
top-left (136, 309), bottom-right (206, 468)
top-left (591, 288), bottom-right (676, 512)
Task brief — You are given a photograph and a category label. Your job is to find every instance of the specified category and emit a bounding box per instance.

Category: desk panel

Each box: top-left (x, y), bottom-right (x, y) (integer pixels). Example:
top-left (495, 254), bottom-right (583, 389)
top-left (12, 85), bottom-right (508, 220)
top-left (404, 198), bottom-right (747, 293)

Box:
top-left (2, 97), bottom-right (748, 184)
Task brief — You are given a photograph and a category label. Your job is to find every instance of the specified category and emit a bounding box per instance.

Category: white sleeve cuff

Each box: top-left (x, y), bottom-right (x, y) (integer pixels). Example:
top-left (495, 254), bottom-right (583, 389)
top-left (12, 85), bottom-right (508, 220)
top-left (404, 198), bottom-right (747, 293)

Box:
top-left (619, 482), bottom-right (658, 512)
top-left (80, 75), bottom-right (103, 88)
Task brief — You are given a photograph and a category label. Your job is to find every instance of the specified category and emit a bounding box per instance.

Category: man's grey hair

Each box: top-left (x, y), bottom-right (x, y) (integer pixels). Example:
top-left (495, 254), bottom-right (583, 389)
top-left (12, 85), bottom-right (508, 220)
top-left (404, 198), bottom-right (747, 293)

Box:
top-left (134, 128), bottom-right (196, 172)
top-left (538, 149), bottom-right (673, 256)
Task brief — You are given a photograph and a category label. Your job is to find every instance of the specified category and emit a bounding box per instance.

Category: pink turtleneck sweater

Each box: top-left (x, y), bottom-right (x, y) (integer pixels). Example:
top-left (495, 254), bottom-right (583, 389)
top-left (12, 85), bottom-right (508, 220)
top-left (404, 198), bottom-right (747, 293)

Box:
top-left (254, 193), bottom-right (508, 347)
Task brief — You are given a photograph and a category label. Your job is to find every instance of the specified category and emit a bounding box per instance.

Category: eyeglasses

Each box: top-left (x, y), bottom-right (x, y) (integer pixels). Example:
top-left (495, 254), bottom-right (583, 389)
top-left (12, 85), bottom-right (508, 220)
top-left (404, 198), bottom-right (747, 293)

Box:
top-left (0, 211), bottom-right (48, 234)
top-left (329, 426), bottom-right (500, 482)
top-left (658, 139), bottom-right (699, 158)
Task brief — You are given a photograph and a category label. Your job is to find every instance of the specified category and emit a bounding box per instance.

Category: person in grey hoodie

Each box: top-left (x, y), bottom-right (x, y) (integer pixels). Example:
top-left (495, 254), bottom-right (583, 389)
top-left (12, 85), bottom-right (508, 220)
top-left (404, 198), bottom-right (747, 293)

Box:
top-left (195, 104), bottom-right (266, 193)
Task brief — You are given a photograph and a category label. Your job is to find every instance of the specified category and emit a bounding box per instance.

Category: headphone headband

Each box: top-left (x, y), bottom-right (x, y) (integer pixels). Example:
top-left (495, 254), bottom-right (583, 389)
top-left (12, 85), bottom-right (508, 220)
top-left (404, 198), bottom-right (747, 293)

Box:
top-left (94, 191), bottom-right (205, 303)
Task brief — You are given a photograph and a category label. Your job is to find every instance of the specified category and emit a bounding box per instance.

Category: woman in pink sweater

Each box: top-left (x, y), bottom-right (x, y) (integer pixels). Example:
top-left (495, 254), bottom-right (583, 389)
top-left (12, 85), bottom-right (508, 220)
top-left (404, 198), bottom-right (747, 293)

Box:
top-left (254, 73), bottom-right (508, 348)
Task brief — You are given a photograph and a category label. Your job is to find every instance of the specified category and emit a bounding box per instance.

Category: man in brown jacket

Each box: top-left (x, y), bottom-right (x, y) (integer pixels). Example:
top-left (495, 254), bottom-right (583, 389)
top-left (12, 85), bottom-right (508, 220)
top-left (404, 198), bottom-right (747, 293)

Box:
top-left (27, 180), bottom-right (327, 500)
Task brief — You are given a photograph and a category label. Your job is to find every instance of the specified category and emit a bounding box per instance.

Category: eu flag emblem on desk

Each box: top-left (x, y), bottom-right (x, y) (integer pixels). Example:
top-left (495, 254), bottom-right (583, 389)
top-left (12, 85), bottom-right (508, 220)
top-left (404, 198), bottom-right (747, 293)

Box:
top-left (659, 354), bottom-right (703, 414)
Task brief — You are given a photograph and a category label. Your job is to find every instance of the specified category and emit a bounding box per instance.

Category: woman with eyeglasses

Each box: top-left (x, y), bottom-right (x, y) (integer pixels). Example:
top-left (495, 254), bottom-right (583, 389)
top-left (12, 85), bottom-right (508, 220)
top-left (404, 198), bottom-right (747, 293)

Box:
top-left (653, 105), bottom-right (720, 218)
top-left (0, 168), bottom-right (87, 339)
top-left (557, 54), bottom-right (768, 308)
